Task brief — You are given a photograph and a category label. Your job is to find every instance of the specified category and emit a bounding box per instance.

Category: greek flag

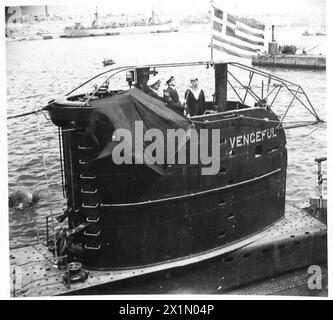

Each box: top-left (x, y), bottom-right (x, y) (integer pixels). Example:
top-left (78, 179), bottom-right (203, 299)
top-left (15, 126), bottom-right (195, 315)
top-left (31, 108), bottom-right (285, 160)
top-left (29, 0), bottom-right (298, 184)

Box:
top-left (211, 6), bottom-right (265, 58)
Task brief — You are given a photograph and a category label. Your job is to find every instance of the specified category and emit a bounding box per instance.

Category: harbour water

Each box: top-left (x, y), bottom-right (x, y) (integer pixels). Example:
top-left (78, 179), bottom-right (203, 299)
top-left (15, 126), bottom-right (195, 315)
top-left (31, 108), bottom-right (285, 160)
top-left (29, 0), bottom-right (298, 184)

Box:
top-left (6, 28), bottom-right (326, 249)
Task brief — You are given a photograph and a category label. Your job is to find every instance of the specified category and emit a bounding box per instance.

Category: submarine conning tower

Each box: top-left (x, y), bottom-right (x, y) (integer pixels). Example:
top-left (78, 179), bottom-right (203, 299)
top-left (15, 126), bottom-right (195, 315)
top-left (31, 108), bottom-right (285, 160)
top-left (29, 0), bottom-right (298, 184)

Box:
top-left (47, 61), bottom-right (287, 270)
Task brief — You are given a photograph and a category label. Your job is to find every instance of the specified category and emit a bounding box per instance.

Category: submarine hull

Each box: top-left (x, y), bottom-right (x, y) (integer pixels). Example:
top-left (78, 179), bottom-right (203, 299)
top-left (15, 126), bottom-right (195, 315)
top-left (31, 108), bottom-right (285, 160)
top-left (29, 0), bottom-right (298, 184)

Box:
top-left (51, 95), bottom-right (287, 269)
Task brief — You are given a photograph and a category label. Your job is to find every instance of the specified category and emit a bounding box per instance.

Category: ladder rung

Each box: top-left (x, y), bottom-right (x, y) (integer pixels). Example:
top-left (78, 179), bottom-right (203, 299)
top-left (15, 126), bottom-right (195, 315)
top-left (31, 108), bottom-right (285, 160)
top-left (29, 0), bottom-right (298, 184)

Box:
top-left (81, 188), bottom-right (98, 194)
top-left (82, 203), bottom-right (100, 209)
top-left (80, 174), bottom-right (96, 180)
top-left (78, 145), bottom-right (95, 150)
top-left (85, 244), bottom-right (101, 250)
top-left (86, 217), bottom-right (100, 223)
top-left (84, 230), bottom-right (101, 237)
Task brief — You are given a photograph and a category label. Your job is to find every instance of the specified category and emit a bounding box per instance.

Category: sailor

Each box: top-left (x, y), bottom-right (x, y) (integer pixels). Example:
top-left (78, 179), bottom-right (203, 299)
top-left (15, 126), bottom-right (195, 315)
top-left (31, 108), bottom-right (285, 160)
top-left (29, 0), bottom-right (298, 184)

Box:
top-left (145, 76), bottom-right (164, 101)
top-left (184, 77), bottom-right (206, 116)
top-left (163, 75), bottom-right (184, 115)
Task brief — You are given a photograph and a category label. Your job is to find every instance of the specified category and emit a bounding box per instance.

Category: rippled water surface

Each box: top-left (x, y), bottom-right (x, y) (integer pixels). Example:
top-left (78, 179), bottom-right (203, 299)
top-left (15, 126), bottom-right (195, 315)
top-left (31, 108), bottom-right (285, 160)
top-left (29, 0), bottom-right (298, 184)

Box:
top-left (6, 28), bottom-right (326, 248)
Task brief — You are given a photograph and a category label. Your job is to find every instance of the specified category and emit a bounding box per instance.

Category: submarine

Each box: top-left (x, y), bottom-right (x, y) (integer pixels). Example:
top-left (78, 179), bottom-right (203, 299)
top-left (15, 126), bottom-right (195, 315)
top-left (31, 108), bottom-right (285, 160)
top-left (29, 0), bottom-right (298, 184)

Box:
top-left (9, 61), bottom-right (326, 296)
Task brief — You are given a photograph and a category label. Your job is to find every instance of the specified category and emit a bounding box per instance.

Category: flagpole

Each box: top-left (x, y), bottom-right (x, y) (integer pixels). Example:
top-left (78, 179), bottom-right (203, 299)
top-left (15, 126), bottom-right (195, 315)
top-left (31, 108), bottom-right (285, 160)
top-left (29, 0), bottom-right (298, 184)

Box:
top-left (210, 0), bottom-right (214, 63)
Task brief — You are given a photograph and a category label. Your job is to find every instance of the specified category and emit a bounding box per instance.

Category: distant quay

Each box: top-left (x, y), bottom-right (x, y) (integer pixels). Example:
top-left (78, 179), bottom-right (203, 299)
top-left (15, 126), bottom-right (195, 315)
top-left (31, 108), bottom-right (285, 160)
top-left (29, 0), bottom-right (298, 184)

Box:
top-left (6, 34), bottom-right (63, 42)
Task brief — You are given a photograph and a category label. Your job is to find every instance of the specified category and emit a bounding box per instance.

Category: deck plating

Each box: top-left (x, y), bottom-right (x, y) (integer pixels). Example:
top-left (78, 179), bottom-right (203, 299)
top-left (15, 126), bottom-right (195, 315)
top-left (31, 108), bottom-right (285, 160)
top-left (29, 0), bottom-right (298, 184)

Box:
top-left (10, 205), bottom-right (326, 296)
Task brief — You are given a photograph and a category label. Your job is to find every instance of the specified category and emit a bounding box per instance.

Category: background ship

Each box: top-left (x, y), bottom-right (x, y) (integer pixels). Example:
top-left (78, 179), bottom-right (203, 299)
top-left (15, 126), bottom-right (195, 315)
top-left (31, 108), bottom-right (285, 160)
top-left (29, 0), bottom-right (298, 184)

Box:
top-left (64, 7), bottom-right (179, 38)
top-left (252, 25), bottom-right (326, 70)
top-left (303, 9), bottom-right (326, 37)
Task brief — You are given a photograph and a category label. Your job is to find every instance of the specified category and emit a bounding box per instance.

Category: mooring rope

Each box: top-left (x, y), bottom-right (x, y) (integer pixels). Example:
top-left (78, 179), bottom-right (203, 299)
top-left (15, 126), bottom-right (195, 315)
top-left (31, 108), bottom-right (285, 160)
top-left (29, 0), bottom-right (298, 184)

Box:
top-left (7, 106), bottom-right (48, 120)
top-left (282, 121), bottom-right (322, 130)
top-left (303, 126), bottom-right (320, 137)
top-left (191, 113), bottom-right (323, 130)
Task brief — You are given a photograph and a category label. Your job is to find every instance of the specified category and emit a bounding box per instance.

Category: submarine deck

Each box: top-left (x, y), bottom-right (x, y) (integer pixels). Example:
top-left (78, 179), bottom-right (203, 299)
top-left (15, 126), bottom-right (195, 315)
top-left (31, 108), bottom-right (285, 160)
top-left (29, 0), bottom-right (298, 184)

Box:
top-left (10, 204), bottom-right (327, 297)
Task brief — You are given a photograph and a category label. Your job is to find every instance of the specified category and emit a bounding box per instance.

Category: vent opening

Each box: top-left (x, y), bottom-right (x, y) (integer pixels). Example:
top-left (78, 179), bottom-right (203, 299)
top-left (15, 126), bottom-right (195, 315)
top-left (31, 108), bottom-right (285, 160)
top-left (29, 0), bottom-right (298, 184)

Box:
top-left (218, 199), bottom-right (226, 206)
top-left (218, 231), bottom-right (226, 238)
top-left (255, 145), bottom-right (262, 158)
top-left (267, 145), bottom-right (279, 153)
top-left (227, 212), bottom-right (234, 220)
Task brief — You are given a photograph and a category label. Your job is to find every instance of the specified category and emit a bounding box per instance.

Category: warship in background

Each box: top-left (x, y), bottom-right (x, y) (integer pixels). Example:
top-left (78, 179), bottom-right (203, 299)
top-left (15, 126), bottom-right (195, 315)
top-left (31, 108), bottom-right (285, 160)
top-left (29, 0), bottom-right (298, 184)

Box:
top-left (303, 10), bottom-right (326, 36)
top-left (64, 7), bottom-right (179, 38)
top-left (252, 25), bottom-right (326, 70)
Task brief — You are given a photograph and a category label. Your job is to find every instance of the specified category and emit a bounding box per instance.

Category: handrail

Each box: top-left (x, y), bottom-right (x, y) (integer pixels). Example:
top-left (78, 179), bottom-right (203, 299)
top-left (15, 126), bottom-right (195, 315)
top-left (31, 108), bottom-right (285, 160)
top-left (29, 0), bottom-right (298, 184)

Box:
top-left (229, 62), bottom-right (300, 87)
top-left (65, 61), bottom-right (216, 97)
top-left (228, 62), bottom-right (321, 121)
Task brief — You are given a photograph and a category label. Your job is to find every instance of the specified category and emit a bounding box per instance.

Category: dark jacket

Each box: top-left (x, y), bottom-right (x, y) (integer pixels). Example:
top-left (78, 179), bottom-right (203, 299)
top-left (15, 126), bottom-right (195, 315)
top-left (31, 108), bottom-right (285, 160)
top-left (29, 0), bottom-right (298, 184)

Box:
top-left (184, 89), bottom-right (205, 116)
top-left (164, 86), bottom-right (184, 115)
top-left (145, 87), bottom-right (164, 102)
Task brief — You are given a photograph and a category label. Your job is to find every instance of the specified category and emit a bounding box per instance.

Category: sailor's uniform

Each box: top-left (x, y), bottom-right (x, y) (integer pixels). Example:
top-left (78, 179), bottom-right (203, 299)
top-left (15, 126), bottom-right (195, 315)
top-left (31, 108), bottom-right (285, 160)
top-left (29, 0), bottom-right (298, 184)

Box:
top-left (145, 87), bottom-right (164, 102)
top-left (184, 88), bottom-right (206, 116)
top-left (164, 86), bottom-right (184, 115)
